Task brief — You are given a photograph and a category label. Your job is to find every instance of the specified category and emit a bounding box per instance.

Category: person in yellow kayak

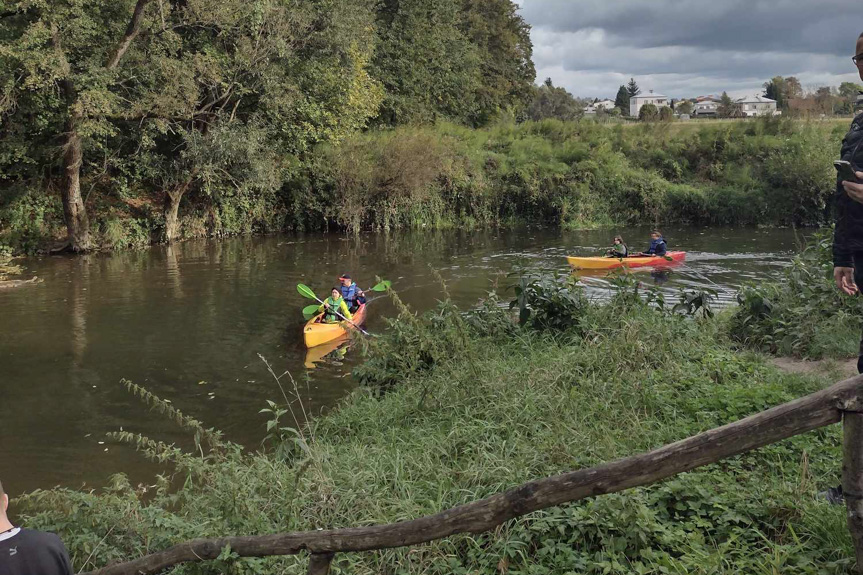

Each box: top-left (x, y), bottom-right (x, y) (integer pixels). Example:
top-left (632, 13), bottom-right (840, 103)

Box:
top-left (637, 230), bottom-right (668, 257)
top-left (339, 273), bottom-right (366, 313)
top-left (605, 235), bottom-right (628, 258)
top-left (319, 287), bottom-right (353, 323)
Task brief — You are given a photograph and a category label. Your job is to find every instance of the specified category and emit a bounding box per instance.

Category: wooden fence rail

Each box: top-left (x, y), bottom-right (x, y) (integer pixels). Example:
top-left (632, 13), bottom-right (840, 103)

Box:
top-left (85, 375), bottom-right (863, 575)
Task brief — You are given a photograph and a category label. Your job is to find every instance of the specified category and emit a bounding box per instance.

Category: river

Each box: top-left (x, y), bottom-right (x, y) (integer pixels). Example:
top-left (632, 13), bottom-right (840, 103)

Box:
top-left (0, 226), bottom-right (808, 495)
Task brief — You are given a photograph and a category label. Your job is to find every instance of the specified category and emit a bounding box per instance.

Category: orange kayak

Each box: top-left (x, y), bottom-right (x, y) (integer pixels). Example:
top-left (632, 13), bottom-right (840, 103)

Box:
top-left (566, 251), bottom-right (686, 270)
top-left (303, 304), bottom-right (367, 348)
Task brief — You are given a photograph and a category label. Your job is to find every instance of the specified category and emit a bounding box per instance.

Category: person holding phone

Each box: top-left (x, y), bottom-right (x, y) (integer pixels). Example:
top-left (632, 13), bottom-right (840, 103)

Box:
top-left (834, 31), bottom-right (863, 374)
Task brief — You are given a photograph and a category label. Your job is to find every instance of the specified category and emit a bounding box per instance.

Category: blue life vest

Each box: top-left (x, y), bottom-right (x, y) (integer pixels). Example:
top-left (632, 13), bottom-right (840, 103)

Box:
top-left (341, 282), bottom-right (358, 305)
top-left (647, 238), bottom-right (667, 256)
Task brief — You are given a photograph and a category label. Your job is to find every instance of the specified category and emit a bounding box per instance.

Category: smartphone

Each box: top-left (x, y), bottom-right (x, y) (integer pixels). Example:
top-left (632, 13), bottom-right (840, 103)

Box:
top-left (835, 160), bottom-right (860, 183)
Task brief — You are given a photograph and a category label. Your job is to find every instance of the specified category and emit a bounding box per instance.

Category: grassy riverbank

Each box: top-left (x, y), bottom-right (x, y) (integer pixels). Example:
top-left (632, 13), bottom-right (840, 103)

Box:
top-left (18, 275), bottom-right (856, 574)
top-left (1, 117), bottom-right (842, 253)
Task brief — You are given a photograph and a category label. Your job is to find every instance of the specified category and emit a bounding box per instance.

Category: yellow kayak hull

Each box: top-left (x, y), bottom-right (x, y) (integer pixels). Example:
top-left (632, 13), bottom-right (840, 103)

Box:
top-left (566, 251), bottom-right (686, 270)
top-left (303, 304), bottom-right (366, 348)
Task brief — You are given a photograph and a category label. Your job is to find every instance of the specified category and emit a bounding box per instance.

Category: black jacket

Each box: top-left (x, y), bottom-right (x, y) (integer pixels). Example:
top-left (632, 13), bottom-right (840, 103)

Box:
top-left (833, 111), bottom-right (863, 267)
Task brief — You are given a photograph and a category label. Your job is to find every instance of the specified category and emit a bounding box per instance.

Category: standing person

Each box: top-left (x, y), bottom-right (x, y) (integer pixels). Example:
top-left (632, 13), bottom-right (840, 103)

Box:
top-left (338, 274), bottom-right (365, 313)
top-left (638, 231), bottom-right (667, 257)
top-left (834, 31), bottom-right (863, 375)
top-left (0, 478), bottom-right (73, 575)
top-left (606, 235), bottom-right (628, 258)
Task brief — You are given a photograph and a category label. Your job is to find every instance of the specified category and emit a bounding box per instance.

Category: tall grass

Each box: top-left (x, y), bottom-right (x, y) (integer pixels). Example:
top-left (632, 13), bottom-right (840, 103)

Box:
top-left (17, 274), bottom-right (855, 574)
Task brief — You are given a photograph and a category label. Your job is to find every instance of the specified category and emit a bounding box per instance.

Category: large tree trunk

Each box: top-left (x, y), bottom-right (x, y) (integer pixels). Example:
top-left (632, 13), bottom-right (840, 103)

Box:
top-left (164, 174), bottom-right (196, 243)
top-left (61, 117), bottom-right (92, 252)
top-left (164, 190), bottom-right (183, 243)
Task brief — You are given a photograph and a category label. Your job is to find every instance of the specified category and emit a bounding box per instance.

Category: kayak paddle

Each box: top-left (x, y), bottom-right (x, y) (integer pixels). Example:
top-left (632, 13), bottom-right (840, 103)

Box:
top-left (302, 304), bottom-right (321, 319)
top-left (364, 280), bottom-right (391, 292)
top-left (297, 283), bottom-right (372, 336)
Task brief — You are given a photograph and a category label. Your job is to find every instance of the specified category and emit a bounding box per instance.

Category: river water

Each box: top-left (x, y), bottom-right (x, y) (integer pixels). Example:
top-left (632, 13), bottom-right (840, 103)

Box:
top-left (0, 226), bottom-right (808, 495)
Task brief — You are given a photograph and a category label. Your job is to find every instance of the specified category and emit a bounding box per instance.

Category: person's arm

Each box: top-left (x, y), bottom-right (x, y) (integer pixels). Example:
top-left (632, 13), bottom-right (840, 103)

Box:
top-left (339, 300), bottom-right (352, 320)
top-left (835, 177), bottom-right (859, 295)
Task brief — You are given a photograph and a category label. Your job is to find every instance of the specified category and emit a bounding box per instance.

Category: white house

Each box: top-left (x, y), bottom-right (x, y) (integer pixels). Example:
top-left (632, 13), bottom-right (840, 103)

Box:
top-left (735, 94), bottom-right (777, 117)
top-left (693, 95), bottom-right (721, 117)
top-left (629, 90), bottom-right (669, 117)
top-left (584, 99), bottom-right (617, 115)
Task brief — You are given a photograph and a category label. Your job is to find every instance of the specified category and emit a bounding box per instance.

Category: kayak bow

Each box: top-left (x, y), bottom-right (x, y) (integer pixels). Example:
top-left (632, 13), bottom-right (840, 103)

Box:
top-left (303, 304), bottom-right (367, 348)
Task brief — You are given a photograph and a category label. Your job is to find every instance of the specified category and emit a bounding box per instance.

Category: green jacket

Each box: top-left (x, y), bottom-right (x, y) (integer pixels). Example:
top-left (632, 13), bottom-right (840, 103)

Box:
top-left (319, 296), bottom-right (352, 323)
top-left (609, 243), bottom-right (628, 257)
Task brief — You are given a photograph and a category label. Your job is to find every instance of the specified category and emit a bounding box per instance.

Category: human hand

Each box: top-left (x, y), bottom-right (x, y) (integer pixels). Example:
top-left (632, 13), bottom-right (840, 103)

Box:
top-left (324, 302), bottom-right (330, 309)
top-left (834, 266), bottom-right (858, 295)
top-left (842, 172), bottom-right (863, 204)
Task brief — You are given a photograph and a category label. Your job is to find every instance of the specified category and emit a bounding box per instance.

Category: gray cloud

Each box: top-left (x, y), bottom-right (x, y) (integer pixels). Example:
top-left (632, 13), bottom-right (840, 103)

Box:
top-left (518, 0), bottom-right (863, 98)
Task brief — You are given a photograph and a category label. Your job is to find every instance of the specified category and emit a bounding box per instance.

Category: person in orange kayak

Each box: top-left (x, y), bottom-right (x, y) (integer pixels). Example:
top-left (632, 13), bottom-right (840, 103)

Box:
top-left (319, 287), bottom-right (352, 323)
top-left (605, 235), bottom-right (628, 258)
top-left (338, 273), bottom-right (366, 313)
top-left (638, 231), bottom-right (667, 257)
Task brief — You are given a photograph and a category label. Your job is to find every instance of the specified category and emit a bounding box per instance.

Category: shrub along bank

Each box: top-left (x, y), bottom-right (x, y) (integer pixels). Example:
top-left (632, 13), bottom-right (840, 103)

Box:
top-left (18, 275), bottom-right (855, 574)
top-left (1, 117), bottom-right (843, 253)
top-left (730, 229), bottom-right (862, 360)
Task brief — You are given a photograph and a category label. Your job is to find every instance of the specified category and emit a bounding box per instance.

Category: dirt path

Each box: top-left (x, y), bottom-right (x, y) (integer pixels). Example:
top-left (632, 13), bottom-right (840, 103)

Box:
top-left (771, 356), bottom-right (858, 379)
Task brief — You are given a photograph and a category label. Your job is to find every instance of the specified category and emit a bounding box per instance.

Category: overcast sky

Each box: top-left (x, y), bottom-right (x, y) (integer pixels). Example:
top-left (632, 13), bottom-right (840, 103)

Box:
top-left (517, 0), bottom-right (863, 99)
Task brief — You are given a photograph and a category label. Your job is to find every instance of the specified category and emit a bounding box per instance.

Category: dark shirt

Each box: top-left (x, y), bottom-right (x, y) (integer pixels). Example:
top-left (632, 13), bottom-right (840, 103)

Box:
top-left (0, 528), bottom-right (73, 575)
top-left (646, 238), bottom-right (667, 256)
top-left (833, 111), bottom-right (863, 267)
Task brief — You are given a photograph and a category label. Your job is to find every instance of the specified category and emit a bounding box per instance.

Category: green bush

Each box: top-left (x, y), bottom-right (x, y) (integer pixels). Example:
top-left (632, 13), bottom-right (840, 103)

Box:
top-left (729, 230), bottom-right (861, 359)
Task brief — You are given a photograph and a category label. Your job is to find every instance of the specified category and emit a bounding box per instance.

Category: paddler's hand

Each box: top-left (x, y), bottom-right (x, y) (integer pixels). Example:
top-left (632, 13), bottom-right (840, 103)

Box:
top-left (324, 302), bottom-right (330, 309)
top-left (842, 173), bottom-right (863, 205)
top-left (834, 266), bottom-right (859, 296)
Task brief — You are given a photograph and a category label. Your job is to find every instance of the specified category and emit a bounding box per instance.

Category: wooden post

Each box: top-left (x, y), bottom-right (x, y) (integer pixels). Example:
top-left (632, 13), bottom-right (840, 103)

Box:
top-left (307, 553), bottom-right (334, 575)
top-left (844, 411), bottom-right (863, 573)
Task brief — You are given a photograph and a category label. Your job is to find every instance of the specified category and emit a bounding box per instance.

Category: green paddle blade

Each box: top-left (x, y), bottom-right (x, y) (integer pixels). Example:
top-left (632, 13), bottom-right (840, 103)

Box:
top-left (297, 283), bottom-right (318, 300)
top-left (369, 280), bottom-right (391, 292)
top-left (302, 304), bottom-right (320, 319)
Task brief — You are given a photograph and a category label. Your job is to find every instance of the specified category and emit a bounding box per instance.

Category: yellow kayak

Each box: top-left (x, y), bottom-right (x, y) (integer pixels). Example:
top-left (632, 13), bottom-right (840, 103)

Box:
top-left (566, 251), bottom-right (686, 270)
top-left (303, 304), bottom-right (367, 348)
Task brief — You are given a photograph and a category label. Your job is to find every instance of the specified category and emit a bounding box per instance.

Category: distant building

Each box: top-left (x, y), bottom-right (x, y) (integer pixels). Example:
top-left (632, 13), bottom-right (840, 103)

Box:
top-left (584, 99), bottom-right (617, 115)
top-left (693, 95), bottom-right (721, 117)
top-left (629, 90), bottom-right (669, 117)
top-left (735, 94), bottom-right (777, 117)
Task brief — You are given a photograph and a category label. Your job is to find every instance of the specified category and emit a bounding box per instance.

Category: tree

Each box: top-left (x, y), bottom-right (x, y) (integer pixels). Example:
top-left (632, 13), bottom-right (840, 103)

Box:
top-left (764, 76), bottom-right (803, 110)
top-left (614, 85), bottom-right (630, 114)
top-left (638, 103), bottom-right (658, 122)
top-left (0, 0), bottom-right (383, 247)
top-left (627, 78), bottom-right (641, 98)
top-left (676, 100), bottom-right (694, 116)
top-left (814, 86), bottom-right (836, 115)
top-left (372, 0), bottom-right (479, 125)
top-left (717, 92), bottom-right (741, 118)
top-left (0, 0), bottom-right (156, 251)
top-left (459, 0), bottom-right (535, 125)
top-left (839, 82), bottom-right (863, 114)
top-left (658, 106), bottom-right (673, 122)
top-left (526, 78), bottom-right (582, 121)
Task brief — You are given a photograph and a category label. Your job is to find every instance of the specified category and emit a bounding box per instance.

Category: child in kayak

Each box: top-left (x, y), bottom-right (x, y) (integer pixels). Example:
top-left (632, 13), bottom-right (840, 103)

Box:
top-left (606, 235), bottom-right (628, 258)
top-left (319, 288), bottom-right (353, 323)
top-left (638, 231), bottom-right (667, 257)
